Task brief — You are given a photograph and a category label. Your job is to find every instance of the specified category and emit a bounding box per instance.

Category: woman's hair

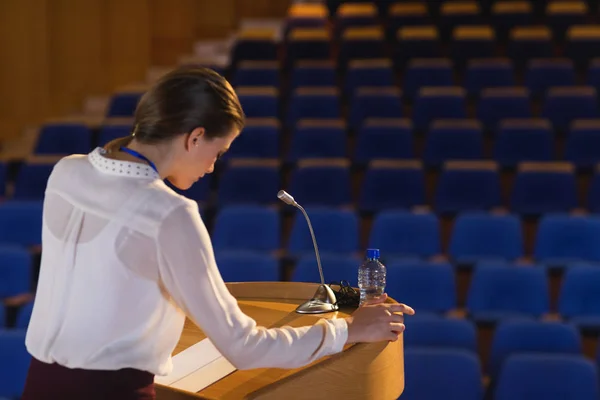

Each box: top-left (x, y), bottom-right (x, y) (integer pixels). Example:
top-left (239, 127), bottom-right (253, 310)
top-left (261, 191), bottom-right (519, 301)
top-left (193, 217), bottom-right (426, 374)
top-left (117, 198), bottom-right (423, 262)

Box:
top-left (105, 66), bottom-right (245, 152)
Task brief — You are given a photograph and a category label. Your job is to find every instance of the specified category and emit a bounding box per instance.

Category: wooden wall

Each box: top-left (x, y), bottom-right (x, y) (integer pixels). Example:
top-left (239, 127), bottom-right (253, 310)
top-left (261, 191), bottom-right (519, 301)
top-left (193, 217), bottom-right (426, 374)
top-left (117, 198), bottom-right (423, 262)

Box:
top-left (0, 0), bottom-right (290, 141)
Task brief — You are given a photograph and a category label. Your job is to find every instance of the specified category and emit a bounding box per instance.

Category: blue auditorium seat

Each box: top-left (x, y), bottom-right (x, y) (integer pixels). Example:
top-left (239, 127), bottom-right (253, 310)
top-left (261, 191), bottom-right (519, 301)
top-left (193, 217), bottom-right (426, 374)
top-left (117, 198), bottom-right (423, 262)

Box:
top-left (491, 1), bottom-right (533, 40)
top-left (588, 172), bottom-right (600, 213)
top-left (403, 316), bottom-right (477, 352)
top-left (0, 201), bottom-right (43, 247)
top-left (354, 119), bottom-right (413, 163)
top-left (237, 87), bottom-right (279, 119)
top-left (344, 59), bottom-right (394, 95)
top-left (464, 58), bottom-right (515, 96)
top-left (546, 1), bottom-right (588, 40)
top-left (0, 306), bottom-right (4, 328)
top-left (0, 246), bottom-right (31, 299)
top-left (287, 208), bottom-right (358, 257)
top-left (212, 206), bottom-right (280, 253)
top-left (494, 354), bottom-right (599, 400)
top-left (217, 160), bottom-right (279, 206)
top-left (559, 265), bottom-right (600, 331)
top-left (0, 163), bottom-right (6, 197)
top-left (232, 61), bottom-right (280, 87)
top-left (489, 320), bottom-right (582, 379)
top-left (494, 119), bottom-right (554, 167)
top-left (466, 264), bottom-right (549, 323)
top-left (98, 124), bottom-right (132, 147)
top-left (0, 330), bottom-right (31, 399)
top-left (565, 120), bottom-right (600, 168)
top-left (338, 27), bottom-right (386, 67)
top-left (386, 261), bottom-right (456, 315)
top-left (34, 123), bottom-right (92, 155)
top-left (565, 25), bottom-right (600, 67)
top-left (287, 87), bottom-right (341, 127)
top-left (215, 252), bottom-right (279, 282)
top-left (511, 162), bottom-right (578, 215)
top-left (402, 58), bottom-right (454, 100)
top-left (450, 26), bottom-right (496, 67)
top-left (223, 118), bottom-right (279, 160)
top-left (423, 120), bottom-right (483, 167)
top-left (369, 211), bottom-right (440, 259)
top-left (534, 214), bottom-right (600, 269)
top-left (388, 3), bottom-right (430, 39)
top-left (288, 120), bottom-right (347, 161)
top-left (334, 3), bottom-right (378, 35)
top-left (587, 58), bottom-right (600, 94)
top-left (286, 28), bottom-right (331, 66)
top-left (13, 162), bottom-right (55, 200)
top-left (413, 87), bottom-right (466, 131)
top-left (477, 87), bottom-right (531, 130)
top-left (288, 159), bottom-right (352, 207)
top-left (106, 92), bottom-right (142, 117)
top-left (435, 161), bottom-right (502, 214)
top-left (348, 87), bottom-right (403, 129)
top-left (440, 2), bottom-right (482, 36)
top-left (394, 26), bottom-right (442, 66)
top-left (525, 58), bottom-right (576, 98)
top-left (449, 212), bottom-right (523, 265)
top-left (292, 254), bottom-right (359, 285)
top-left (541, 86), bottom-right (600, 131)
top-left (16, 301), bottom-right (34, 329)
top-left (359, 160), bottom-right (425, 213)
top-left (231, 30), bottom-right (278, 66)
top-left (403, 348), bottom-right (483, 400)
top-left (290, 61), bottom-right (336, 88)
top-left (507, 26), bottom-right (553, 65)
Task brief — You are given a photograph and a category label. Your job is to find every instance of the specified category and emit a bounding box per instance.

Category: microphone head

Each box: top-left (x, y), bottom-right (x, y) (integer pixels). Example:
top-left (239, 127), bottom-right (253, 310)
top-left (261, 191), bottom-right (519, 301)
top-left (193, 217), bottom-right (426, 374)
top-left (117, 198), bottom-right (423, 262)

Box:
top-left (277, 190), bottom-right (297, 206)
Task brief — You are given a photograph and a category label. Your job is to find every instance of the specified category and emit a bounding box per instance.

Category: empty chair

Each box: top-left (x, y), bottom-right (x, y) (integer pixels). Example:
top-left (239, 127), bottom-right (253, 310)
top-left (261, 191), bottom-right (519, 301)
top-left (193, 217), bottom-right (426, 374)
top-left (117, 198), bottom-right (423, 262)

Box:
top-left (449, 212), bottom-right (523, 264)
top-left (348, 87), bottom-right (403, 129)
top-left (565, 119), bottom-right (600, 168)
top-left (403, 348), bottom-right (483, 400)
top-left (402, 58), bottom-right (454, 100)
top-left (494, 354), bottom-right (599, 400)
top-left (287, 208), bottom-right (358, 256)
top-left (217, 160), bottom-right (280, 206)
top-left (587, 58), bottom-right (600, 93)
top-left (467, 264), bottom-right (549, 323)
top-left (435, 161), bottom-right (502, 214)
top-left (492, 1), bottom-right (534, 40)
top-left (215, 252), bottom-right (279, 282)
top-left (232, 61), bottom-right (280, 87)
top-left (559, 266), bottom-right (600, 330)
top-left (546, 1), bottom-right (588, 40)
top-left (451, 26), bottom-right (496, 67)
top-left (494, 119), bottom-right (554, 167)
top-left (508, 26), bottom-right (553, 65)
top-left (489, 320), bottom-right (582, 379)
top-left (98, 123), bottom-right (132, 147)
top-left (16, 301), bottom-right (34, 329)
top-left (386, 261), bottom-right (456, 314)
top-left (287, 87), bottom-right (341, 127)
top-left (345, 59), bottom-right (394, 95)
top-left (413, 87), bottom-right (467, 131)
top-left (288, 159), bottom-right (352, 207)
top-left (212, 206), bottom-right (280, 253)
top-left (34, 123), bottom-right (92, 155)
top-left (0, 201), bottom-right (43, 247)
top-left (237, 87), bottom-right (278, 118)
top-left (290, 61), bottom-right (336, 88)
top-left (564, 25), bottom-right (600, 67)
top-left (293, 254), bottom-right (359, 287)
top-left (0, 330), bottom-right (30, 399)
top-left (0, 245), bottom-right (32, 299)
top-left (286, 28), bottom-right (331, 66)
top-left (13, 160), bottom-right (56, 200)
top-left (388, 3), bottom-right (430, 39)
top-left (354, 118), bottom-right (414, 163)
top-left (369, 211), bottom-right (440, 259)
top-left (477, 87), bottom-right (531, 130)
top-left (542, 87), bottom-right (600, 130)
top-left (339, 27), bottom-right (386, 67)
top-left (395, 26), bottom-right (442, 66)
top-left (231, 29), bottom-right (278, 66)
top-left (525, 59), bottom-right (576, 98)
top-left (440, 1), bottom-right (483, 36)
top-left (404, 316), bottom-right (477, 352)
top-left (587, 169), bottom-right (600, 213)
top-left (288, 119), bottom-right (347, 161)
top-left (464, 58), bottom-right (515, 96)
top-left (106, 92), bottom-right (142, 117)
top-left (423, 120), bottom-right (483, 167)
top-left (511, 162), bottom-right (578, 215)
top-left (284, 3), bottom-right (327, 34)
top-left (334, 3), bottom-right (378, 34)
top-left (359, 160), bottom-right (425, 213)
top-left (223, 118), bottom-right (279, 160)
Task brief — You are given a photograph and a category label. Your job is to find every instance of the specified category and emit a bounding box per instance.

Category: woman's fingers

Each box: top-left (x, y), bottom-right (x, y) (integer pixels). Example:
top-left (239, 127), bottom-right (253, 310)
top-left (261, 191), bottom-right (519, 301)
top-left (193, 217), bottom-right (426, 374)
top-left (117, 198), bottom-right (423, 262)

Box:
top-left (387, 303), bottom-right (415, 315)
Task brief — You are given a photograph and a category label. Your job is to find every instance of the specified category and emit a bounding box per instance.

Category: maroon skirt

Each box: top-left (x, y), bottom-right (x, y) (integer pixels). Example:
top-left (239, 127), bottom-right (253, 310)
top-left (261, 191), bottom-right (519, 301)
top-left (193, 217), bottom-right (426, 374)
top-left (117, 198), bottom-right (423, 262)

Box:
top-left (21, 357), bottom-right (155, 400)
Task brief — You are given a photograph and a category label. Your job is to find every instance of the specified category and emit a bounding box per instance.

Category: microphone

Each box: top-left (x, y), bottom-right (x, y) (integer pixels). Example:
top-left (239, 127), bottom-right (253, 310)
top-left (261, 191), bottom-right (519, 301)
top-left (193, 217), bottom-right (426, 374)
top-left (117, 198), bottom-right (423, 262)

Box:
top-left (277, 190), bottom-right (338, 314)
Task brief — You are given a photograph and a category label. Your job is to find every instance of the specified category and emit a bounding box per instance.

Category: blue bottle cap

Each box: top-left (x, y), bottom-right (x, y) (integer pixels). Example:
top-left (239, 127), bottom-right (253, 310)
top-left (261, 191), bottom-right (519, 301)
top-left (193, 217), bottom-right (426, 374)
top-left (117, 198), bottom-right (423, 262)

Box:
top-left (366, 248), bottom-right (380, 259)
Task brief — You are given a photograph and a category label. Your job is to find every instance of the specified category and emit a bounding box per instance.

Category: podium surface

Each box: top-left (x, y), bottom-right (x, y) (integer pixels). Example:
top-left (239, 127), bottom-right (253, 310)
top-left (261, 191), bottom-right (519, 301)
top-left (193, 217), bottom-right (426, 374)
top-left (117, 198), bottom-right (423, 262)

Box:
top-left (156, 282), bottom-right (404, 400)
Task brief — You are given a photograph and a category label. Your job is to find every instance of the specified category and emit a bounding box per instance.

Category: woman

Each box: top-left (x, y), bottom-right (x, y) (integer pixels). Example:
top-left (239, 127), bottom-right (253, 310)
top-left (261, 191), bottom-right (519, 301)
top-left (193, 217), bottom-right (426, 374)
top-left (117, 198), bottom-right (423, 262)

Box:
top-left (21, 67), bottom-right (414, 399)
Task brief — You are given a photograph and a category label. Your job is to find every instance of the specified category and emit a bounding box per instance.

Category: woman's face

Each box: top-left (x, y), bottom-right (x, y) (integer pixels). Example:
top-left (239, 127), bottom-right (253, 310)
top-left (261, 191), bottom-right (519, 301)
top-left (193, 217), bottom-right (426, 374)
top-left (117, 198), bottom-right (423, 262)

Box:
top-left (168, 127), bottom-right (239, 190)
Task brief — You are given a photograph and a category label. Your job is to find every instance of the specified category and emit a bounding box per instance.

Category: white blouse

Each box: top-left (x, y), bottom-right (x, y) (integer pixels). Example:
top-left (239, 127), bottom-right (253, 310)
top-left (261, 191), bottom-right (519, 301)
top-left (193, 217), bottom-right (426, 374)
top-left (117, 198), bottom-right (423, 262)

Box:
top-left (25, 147), bottom-right (348, 376)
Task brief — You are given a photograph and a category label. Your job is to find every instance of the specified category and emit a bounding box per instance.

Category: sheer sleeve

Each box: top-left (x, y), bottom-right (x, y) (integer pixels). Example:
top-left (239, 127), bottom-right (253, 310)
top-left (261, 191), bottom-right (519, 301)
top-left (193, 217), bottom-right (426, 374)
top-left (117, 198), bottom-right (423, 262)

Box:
top-left (156, 201), bottom-right (348, 370)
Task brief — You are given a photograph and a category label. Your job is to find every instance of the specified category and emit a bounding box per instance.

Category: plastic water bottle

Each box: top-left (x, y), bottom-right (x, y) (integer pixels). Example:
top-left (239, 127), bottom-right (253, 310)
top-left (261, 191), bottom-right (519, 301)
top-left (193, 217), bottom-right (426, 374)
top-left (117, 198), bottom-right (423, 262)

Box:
top-left (358, 248), bottom-right (386, 305)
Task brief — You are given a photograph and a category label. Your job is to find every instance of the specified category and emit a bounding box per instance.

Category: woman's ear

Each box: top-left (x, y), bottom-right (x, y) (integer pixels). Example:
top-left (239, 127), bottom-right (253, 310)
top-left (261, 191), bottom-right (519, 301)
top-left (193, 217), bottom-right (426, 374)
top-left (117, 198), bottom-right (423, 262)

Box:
top-left (186, 127), bottom-right (205, 150)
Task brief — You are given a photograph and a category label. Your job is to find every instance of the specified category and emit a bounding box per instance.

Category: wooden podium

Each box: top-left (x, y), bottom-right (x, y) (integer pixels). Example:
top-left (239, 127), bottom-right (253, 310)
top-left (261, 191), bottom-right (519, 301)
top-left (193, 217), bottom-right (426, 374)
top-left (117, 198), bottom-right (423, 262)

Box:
top-left (155, 282), bottom-right (405, 400)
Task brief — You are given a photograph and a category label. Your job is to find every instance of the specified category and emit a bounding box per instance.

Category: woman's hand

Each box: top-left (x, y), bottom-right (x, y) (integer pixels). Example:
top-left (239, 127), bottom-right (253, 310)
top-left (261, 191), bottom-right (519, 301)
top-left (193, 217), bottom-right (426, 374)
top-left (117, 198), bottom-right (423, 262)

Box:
top-left (345, 293), bottom-right (415, 344)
